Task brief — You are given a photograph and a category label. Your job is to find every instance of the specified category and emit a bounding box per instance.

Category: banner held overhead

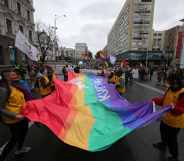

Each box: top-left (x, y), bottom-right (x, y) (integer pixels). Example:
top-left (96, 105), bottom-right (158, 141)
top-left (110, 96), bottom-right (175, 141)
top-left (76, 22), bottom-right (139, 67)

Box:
top-left (15, 31), bottom-right (38, 61)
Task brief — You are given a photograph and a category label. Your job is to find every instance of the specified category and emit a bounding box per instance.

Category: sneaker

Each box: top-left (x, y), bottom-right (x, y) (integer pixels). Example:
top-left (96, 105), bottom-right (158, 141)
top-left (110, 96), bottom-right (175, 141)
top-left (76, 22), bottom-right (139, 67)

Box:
top-left (0, 148), bottom-right (2, 156)
top-left (14, 147), bottom-right (31, 155)
top-left (153, 142), bottom-right (167, 151)
top-left (167, 156), bottom-right (179, 161)
top-left (0, 156), bottom-right (3, 161)
top-left (0, 142), bottom-right (8, 155)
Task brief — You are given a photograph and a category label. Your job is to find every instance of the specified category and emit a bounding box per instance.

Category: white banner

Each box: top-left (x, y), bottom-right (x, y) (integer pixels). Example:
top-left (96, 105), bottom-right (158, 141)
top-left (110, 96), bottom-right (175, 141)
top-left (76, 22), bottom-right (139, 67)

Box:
top-left (15, 31), bottom-right (38, 61)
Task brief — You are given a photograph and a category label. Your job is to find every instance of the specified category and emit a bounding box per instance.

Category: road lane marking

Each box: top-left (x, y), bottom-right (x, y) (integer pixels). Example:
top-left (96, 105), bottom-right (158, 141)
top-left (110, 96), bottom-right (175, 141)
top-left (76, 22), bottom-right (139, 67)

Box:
top-left (135, 82), bottom-right (164, 95)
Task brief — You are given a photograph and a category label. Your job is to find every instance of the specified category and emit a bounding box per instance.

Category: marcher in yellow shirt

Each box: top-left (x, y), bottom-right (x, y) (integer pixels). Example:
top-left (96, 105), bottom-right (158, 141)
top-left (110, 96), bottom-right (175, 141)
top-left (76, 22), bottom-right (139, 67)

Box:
top-left (108, 71), bottom-right (126, 95)
top-left (34, 66), bottom-right (55, 98)
top-left (0, 71), bottom-right (31, 161)
top-left (152, 72), bottom-right (184, 161)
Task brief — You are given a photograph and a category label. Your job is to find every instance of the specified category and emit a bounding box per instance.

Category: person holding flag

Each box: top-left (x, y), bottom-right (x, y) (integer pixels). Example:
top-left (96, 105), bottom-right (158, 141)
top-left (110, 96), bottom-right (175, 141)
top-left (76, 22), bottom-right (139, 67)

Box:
top-left (0, 71), bottom-right (31, 161)
top-left (152, 72), bottom-right (184, 161)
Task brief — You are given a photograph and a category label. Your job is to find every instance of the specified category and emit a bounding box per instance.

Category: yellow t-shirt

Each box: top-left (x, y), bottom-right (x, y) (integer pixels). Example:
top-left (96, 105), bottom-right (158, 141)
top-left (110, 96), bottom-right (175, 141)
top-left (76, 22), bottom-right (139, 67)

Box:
top-left (163, 88), bottom-right (184, 128)
top-left (2, 87), bottom-right (25, 124)
top-left (39, 76), bottom-right (53, 97)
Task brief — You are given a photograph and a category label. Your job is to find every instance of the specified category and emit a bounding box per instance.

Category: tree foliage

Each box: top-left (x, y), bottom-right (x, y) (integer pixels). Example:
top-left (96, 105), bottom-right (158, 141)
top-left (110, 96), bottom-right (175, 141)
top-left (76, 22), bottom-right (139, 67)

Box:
top-left (35, 22), bottom-right (58, 63)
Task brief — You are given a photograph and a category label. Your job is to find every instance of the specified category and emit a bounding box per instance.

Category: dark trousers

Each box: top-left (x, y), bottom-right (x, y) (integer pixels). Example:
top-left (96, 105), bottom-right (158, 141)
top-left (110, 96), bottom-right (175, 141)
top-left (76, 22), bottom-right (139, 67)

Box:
top-left (160, 121), bottom-right (180, 158)
top-left (64, 74), bottom-right (68, 82)
top-left (0, 119), bottom-right (28, 161)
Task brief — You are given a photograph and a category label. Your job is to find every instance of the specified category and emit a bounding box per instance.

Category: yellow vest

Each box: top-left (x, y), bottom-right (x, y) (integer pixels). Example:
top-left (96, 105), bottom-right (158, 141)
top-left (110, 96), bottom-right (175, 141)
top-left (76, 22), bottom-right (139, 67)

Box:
top-left (110, 75), bottom-right (121, 85)
top-left (51, 73), bottom-right (56, 87)
top-left (39, 76), bottom-right (52, 97)
top-left (163, 88), bottom-right (184, 128)
top-left (116, 85), bottom-right (126, 94)
top-left (2, 87), bottom-right (25, 124)
top-left (52, 72), bottom-right (56, 80)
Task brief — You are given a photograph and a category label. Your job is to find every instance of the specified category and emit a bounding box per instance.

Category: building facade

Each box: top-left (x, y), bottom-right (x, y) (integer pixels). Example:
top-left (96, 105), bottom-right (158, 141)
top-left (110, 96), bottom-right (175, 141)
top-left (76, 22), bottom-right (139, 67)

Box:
top-left (63, 47), bottom-right (75, 58)
top-left (152, 31), bottom-right (165, 51)
top-left (0, 0), bottom-right (35, 65)
top-left (75, 43), bottom-right (88, 59)
top-left (163, 25), bottom-right (184, 64)
top-left (107, 0), bottom-right (155, 57)
top-left (56, 47), bottom-right (76, 63)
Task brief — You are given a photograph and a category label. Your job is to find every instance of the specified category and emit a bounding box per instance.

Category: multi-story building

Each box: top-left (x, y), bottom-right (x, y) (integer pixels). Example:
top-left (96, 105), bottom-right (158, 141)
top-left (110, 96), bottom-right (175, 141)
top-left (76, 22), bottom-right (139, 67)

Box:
top-left (75, 43), bottom-right (88, 59)
top-left (163, 25), bottom-right (184, 64)
top-left (107, 0), bottom-right (155, 59)
top-left (63, 47), bottom-right (75, 58)
top-left (56, 47), bottom-right (76, 63)
top-left (0, 0), bottom-right (35, 65)
top-left (152, 31), bottom-right (165, 51)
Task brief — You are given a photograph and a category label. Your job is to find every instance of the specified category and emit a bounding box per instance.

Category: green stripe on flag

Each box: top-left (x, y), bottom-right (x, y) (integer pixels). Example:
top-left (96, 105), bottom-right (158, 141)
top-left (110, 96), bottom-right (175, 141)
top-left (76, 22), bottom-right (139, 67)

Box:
top-left (84, 76), bottom-right (131, 152)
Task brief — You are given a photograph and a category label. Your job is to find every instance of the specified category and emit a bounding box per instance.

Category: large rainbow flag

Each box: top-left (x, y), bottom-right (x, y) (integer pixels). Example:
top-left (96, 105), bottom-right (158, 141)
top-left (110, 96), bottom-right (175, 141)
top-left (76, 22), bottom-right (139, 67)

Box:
top-left (22, 72), bottom-right (170, 152)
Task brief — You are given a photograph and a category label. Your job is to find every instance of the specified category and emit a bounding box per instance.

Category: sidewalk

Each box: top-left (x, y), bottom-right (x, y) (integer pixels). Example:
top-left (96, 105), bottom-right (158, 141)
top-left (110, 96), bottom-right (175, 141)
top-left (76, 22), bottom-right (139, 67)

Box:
top-left (137, 72), bottom-right (167, 92)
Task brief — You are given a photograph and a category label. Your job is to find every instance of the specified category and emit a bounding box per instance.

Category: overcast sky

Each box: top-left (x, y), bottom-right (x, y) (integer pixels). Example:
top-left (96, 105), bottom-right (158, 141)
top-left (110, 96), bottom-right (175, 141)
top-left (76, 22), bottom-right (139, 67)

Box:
top-left (34, 0), bottom-right (184, 54)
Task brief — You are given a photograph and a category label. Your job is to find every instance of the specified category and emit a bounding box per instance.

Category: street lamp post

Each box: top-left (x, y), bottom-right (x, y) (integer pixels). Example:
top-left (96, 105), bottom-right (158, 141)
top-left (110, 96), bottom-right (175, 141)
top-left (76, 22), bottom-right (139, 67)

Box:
top-left (146, 46), bottom-right (149, 68)
top-left (54, 14), bottom-right (67, 38)
top-left (53, 14), bottom-right (67, 61)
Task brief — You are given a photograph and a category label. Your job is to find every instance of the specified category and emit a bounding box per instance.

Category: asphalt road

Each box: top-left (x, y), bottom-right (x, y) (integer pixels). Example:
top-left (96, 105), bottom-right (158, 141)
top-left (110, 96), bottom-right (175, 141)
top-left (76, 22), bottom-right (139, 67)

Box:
top-left (0, 81), bottom-right (184, 161)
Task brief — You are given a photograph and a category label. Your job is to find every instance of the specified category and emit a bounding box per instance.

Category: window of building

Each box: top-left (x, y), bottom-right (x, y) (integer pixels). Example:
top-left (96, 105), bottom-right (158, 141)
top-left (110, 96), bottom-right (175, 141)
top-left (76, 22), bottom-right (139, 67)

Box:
top-left (133, 37), bottom-right (142, 40)
top-left (4, 0), bottom-right (9, 8)
top-left (134, 21), bottom-right (150, 24)
top-left (19, 25), bottom-right (24, 33)
top-left (140, 32), bottom-right (148, 35)
top-left (27, 10), bottom-right (30, 21)
top-left (29, 30), bottom-right (33, 42)
top-left (138, 48), bottom-right (147, 50)
top-left (142, 0), bottom-right (152, 2)
top-left (17, 2), bottom-right (21, 15)
top-left (135, 10), bottom-right (151, 14)
top-left (6, 19), bottom-right (12, 34)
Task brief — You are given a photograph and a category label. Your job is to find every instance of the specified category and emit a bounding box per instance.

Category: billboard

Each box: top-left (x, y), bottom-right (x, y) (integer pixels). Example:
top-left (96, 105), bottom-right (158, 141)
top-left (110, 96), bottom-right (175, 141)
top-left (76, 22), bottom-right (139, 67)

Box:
top-left (176, 32), bottom-right (184, 59)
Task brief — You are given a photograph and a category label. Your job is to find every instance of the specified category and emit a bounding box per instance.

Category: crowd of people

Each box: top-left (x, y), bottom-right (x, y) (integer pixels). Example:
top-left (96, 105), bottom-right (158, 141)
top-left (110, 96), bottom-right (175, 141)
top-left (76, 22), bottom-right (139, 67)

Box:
top-left (0, 63), bottom-right (184, 161)
top-left (62, 65), bottom-right (80, 81)
top-left (0, 63), bottom-right (82, 161)
top-left (97, 63), bottom-right (155, 95)
top-left (0, 64), bottom-right (56, 161)
top-left (156, 66), bottom-right (184, 88)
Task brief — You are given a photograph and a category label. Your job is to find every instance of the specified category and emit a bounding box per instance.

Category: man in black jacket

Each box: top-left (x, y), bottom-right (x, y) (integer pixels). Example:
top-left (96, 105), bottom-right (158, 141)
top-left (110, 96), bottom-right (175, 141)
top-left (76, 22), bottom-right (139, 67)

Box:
top-left (62, 65), bottom-right (68, 81)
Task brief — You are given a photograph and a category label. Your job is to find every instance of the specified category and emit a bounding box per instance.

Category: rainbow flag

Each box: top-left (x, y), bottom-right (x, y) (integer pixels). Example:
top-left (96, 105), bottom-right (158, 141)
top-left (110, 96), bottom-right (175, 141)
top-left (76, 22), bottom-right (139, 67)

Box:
top-left (23, 72), bottom-right (170, 152)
